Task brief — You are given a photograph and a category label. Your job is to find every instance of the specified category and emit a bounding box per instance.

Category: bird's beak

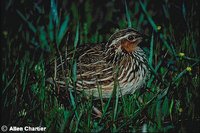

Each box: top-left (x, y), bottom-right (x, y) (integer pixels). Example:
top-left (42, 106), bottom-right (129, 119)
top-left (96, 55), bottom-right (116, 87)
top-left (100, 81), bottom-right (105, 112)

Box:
top-left (133, 37), bottom-right (143, 46)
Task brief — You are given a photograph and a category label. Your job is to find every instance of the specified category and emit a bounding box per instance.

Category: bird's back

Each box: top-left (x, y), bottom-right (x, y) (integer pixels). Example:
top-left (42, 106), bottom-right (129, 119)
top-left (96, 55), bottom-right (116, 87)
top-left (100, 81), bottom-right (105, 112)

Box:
top-left (46, 28), bottom-right (150, 98)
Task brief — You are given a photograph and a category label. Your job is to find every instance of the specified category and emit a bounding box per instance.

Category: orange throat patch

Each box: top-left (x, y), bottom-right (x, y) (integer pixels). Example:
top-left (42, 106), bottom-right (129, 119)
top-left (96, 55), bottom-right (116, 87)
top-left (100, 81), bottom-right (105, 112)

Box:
top-left (121, 40), bottom-right (139, 53)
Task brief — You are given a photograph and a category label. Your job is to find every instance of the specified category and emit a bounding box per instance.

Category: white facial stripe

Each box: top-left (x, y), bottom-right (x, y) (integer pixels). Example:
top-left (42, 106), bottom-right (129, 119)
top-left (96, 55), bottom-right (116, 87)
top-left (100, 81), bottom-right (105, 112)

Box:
top-left (109, 33), bottom-right (138, 47)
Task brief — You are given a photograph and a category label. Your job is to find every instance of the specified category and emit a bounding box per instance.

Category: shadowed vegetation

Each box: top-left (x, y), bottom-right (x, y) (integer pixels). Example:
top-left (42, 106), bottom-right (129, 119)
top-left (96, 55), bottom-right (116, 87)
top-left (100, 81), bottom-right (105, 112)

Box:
top-left (1, 0), bottom-right (200, 132)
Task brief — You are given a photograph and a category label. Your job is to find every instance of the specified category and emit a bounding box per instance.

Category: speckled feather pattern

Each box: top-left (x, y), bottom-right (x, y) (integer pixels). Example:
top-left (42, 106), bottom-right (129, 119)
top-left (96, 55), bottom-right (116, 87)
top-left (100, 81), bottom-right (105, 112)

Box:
top-left (48, 28), bottom-right (150, 98)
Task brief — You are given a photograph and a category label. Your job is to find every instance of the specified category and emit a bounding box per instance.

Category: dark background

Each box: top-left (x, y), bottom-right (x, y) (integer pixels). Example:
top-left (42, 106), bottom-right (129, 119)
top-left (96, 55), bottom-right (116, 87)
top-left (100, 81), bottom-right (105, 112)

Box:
top-left (1, 0), bottom-right (200, 132)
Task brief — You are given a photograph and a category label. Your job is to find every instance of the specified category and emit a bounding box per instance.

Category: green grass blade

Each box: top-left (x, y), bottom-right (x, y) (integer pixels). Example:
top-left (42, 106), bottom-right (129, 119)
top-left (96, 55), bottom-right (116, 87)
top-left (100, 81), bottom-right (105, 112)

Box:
top-left (162, 97), bottom-right (169, 116)
top-left (182, 2), bottom-right (186, 21)
top-left (72, 24), bottom-right (79, 83)
top-left (159, 34), bottom-right (174, 56)
top-left (74, 24), bottom-right (79, 48)
top-left (124, 0), bottom-right (132, 28)
top-left (16, 10), bottom-right (37, 33)
top-left (39, 26), bottom-right (50, 51)
top-left (3, 73), bottom-right (16, 94)
top-left (157, 87), bottom-right (169, 100)
top-left (148, 33), bottom-right (154, 66)
top-left (60, 110), bottom-right (71, 132)
top-left (139, 1), bottom-right (157, 32)
top-left (113, 85), bottom-right (119, 121)
top-left (48, 15), bottom-right (54, 42)
top-left (69, 90), bottom-right (78, 119)
top-left (173, 70), bottom-right (186, 83)
top-left (169, 99), bottom-right (174, 120)
top-left (140, 1), bottom-right (174, 56)
top-left (50, 0), bottom-right (59, 26)
top-left (99, 94), bottom-right (113, 123)
top-left (57, 15), bottom-right (69, 47)
top-left (72, 59), bottom-right (77, 83)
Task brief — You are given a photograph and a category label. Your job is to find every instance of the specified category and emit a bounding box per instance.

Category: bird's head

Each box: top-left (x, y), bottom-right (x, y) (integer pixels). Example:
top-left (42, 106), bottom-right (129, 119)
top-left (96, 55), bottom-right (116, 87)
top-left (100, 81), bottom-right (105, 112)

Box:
top-left (105, 28), bottom-right (147, 63)
top-left (106, 28), bottom-right (146, 54)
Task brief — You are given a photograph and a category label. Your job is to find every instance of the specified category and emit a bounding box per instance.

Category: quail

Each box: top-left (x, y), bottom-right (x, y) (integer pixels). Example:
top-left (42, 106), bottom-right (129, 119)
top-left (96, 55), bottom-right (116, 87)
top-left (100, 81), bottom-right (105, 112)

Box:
top-left (48, 28), bottom-right (149, 98)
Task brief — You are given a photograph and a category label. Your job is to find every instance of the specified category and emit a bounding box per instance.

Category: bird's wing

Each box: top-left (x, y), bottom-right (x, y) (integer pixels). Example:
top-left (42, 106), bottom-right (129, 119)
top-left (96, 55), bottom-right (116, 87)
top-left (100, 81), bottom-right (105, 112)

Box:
top-left (75, 44), bottom-right (116, 90)
top-left (47, 43), bottom-right (117, 92)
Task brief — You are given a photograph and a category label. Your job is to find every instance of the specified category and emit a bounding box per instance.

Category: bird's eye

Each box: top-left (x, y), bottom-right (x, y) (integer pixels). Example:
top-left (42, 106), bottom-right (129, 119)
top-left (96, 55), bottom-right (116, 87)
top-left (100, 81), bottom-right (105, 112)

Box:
top-left (127, 35), bottom-right (135, 41)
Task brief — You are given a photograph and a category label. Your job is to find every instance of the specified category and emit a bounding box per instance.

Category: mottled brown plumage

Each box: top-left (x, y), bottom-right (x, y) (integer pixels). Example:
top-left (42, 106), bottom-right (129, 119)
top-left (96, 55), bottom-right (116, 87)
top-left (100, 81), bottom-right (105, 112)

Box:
top-left (47, 28), bottom-right (149, 98)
